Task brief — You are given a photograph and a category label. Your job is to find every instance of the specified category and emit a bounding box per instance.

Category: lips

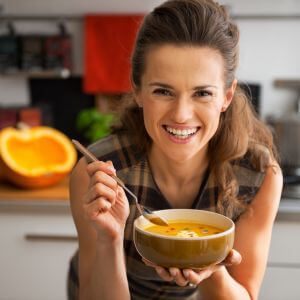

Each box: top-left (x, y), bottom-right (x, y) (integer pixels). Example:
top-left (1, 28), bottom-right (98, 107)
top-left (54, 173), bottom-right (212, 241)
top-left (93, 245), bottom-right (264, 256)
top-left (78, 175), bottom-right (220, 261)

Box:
top-left (163, 125), bottom-right (200, 139)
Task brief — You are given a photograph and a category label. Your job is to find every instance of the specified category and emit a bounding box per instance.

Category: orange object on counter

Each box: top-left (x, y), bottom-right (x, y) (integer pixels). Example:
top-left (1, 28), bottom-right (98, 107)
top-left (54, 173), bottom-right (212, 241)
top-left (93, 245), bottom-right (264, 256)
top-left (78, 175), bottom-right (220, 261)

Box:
top-left (83, 14), bottom-right (144, 94)
top-left (0, 125), bottom-right (77, 189)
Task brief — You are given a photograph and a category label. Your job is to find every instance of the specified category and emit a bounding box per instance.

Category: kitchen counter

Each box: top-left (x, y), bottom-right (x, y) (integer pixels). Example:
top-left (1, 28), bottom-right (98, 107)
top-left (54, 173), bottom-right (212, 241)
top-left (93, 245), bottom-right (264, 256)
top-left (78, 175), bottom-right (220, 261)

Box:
top-left (0, 177), bottom-right (70, 204)
top-left (1, 178), bottom-right (300, 214)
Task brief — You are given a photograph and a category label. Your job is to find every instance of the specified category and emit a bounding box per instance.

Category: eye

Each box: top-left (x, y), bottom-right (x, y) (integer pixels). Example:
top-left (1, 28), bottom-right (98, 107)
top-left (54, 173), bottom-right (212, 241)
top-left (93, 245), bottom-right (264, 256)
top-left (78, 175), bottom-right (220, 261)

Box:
top-left (194, 90), bottom-right (213, 98)
top-left (153, 88), bottom-right (173, 97)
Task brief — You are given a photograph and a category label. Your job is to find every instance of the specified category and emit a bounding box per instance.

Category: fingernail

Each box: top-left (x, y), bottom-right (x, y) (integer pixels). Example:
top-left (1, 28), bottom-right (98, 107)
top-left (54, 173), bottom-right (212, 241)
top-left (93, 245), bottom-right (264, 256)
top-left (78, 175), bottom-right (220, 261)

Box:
top-left (170, 269), bottom-right (177, 277)
top-left (106, 161), bottom-right (116, 172)
top-left (107, 164), bottom-right (115, 173)
top-left (157, 267), bottom-right (163, 274)
top-left (183, 270), bottom-right (190, 278)
top-left (109, 167), bottom-right (116, 173)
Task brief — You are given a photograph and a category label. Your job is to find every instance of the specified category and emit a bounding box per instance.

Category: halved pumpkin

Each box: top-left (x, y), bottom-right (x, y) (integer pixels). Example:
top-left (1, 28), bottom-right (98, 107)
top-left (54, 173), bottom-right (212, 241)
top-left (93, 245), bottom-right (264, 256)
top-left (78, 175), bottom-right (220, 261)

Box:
top-left (0, 125), bottom-right (77, 188)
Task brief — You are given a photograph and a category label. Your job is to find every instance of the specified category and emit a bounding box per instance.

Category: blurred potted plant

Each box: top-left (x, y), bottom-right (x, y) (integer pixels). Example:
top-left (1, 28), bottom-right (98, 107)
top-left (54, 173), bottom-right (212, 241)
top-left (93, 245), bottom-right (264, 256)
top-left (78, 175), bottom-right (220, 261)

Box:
top-left (76, 108), bottom-right (116, 143)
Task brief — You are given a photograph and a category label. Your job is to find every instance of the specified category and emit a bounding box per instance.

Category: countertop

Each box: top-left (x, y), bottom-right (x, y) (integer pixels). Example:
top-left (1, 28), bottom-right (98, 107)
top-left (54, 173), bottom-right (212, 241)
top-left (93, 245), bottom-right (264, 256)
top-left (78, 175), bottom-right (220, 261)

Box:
top-left (0, 177), bottom-right (69, 203)
top-left (1, 178), bottom-right (300, 215)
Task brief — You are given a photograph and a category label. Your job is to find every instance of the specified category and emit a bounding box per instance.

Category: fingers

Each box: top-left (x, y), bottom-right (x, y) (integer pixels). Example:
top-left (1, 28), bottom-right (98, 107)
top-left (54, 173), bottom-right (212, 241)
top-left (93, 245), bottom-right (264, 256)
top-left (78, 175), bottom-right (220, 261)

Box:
top-left (169, 268), bottom-right (188, 286)
top-left (116, 186), bottom-right (127, 202)
top-left (142, 258), bottom-right (157, 268)
top-left (83, 160), bottom-right (120, 219)
top-left (88, 176), bottom-right (118, 205)
top-left (181, 249), bottom-right (242, 286)
top-left (220, 249), bottom-right (242, 266)
top-left (85, 160), bottom-right (118, 205)
top-left (183, 269), bottom-right (207, 285)
top-left (142, 249), bottom-right (242, 287)
top-left (142, 259), bottom-right (177, 283)
top-left (106, 160), bottom-right (115, 170)
top-left (86, 160), bottom-right (116, 177)
top-left (90, 169), bottom-right (118, 190)
top-left (84, 197), bottom-right (112, 219)
top-left (155, 267), bottom-right (174, 282)
top-left (143, 259), bottom-right (188, 286)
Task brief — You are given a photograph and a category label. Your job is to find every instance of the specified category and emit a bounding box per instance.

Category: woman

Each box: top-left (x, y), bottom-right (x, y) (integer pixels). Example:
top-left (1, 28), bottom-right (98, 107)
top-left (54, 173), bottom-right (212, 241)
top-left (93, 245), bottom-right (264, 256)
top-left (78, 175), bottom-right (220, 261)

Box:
top-left (68, 0), bottom-right (282, 299)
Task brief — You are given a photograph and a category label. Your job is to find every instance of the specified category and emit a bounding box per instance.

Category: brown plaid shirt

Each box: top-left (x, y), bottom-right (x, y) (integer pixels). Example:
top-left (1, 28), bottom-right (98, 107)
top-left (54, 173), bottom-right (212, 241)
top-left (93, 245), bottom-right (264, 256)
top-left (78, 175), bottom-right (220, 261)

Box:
top-left (68, 133), bottom-right (265, 300)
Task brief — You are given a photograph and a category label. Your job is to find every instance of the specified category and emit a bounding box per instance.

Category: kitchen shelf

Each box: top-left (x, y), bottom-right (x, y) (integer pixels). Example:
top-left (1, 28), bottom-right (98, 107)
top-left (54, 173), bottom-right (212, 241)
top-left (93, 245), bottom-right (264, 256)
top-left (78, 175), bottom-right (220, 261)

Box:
top-left (234, 14), bottom-right (300, 20)
top-left (0, 68), bottom-right (71, 79)
top-left (274, 79), bottom-right (300, 89)
top-left (279, 198), bottom-right (300, 214)
top-left (0, 14), bottom-right (83, 22)
top-left (2, 13), bottom-right (300, 22)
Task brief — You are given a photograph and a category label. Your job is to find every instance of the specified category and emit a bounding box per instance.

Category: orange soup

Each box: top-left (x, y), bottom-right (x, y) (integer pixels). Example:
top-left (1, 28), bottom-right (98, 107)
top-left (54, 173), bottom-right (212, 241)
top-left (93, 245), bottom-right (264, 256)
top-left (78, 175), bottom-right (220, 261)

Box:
top-left (144, 221), bottom-right (223, 237)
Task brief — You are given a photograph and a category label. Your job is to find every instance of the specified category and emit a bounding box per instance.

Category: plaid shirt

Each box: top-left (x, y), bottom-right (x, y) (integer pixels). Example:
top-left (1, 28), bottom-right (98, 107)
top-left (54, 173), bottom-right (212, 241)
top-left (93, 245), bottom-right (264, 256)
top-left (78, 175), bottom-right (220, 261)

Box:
top-left (68, 133), bottom-right (265, 300)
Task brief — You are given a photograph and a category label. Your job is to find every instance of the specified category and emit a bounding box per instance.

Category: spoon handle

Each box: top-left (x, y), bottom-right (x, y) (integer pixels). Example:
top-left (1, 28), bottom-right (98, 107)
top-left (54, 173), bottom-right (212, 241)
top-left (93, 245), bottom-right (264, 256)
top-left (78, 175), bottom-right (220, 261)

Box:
top-left (72, 139), bottom-right (141, 209)
top-left (72, 139), bottom-right (125, 185)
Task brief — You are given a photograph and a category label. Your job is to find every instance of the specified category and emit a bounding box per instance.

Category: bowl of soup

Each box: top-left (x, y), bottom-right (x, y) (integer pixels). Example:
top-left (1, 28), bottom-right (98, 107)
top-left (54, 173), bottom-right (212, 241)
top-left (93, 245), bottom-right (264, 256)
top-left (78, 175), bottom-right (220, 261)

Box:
top-left (133, 209), bottom-right (235, 269)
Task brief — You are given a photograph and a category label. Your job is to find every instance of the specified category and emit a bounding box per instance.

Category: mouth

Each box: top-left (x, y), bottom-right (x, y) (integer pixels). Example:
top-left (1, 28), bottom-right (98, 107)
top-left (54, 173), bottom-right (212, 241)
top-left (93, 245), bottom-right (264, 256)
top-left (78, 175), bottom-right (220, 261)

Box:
top-left (162, 125), bottom-right (200, 140)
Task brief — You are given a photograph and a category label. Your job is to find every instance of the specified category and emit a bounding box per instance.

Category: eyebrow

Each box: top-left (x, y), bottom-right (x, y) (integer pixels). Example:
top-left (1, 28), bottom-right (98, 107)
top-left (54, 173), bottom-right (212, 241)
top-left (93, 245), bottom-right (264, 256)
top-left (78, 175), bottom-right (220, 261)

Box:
top-left (149, 82), bottom-right (218, 90)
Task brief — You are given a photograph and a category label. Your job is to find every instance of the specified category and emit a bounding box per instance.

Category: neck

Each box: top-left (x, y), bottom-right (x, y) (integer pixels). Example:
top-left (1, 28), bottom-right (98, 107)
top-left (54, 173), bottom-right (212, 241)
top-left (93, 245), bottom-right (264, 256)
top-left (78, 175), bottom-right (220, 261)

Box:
top-left (148, 146), bottom-right (209, 187)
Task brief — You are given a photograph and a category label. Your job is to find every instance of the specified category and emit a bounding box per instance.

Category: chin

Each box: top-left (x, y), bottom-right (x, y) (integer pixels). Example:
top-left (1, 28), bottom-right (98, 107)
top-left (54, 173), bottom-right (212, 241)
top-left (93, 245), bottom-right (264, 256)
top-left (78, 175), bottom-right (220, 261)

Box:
top-left (166, 151), bottom-right (198, 163)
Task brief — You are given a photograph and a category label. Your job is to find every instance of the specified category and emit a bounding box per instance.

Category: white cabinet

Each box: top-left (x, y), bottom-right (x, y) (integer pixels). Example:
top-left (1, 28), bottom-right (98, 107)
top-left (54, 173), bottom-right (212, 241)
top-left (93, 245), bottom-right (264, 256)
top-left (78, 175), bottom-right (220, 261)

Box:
top-left (259, 212), bottom-right (300, 300)
top-left (260, 267), bottom-right (300, 300)
top-left (0, 202), bottom-right (78, 300)
top-left (1, 199), bottom-right (299, 300)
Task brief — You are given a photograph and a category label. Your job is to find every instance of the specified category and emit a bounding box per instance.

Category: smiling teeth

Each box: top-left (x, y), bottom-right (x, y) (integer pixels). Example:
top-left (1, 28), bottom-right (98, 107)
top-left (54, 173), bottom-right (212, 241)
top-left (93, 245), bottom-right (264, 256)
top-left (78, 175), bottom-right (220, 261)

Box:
top-left (166, 126), bottom-right (198, 137)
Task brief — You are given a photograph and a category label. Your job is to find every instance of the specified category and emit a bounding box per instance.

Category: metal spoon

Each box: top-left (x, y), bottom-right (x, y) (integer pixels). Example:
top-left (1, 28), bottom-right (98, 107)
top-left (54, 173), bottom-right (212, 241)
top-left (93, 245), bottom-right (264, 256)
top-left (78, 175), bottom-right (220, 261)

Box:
top-left (72, 139), bottom-right (169, 226)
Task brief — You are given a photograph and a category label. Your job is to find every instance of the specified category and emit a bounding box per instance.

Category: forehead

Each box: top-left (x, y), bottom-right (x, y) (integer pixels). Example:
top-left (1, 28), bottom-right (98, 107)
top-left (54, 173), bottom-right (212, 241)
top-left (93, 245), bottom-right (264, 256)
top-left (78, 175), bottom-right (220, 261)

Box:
top-left (142, 45), bottom-right (225, 87)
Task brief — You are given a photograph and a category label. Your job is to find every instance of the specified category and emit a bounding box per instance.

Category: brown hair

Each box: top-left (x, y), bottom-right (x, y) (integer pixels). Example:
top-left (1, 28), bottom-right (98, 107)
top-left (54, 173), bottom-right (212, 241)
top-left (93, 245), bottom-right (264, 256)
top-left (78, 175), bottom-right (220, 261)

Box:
top-left (114, 0), bottom-right (277, 219)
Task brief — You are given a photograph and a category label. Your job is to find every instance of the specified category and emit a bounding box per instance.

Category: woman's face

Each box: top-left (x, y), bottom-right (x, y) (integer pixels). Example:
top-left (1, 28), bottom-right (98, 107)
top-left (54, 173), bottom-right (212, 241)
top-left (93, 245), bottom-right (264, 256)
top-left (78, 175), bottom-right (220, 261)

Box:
top-left (134, 45), bottom-right (236, 163)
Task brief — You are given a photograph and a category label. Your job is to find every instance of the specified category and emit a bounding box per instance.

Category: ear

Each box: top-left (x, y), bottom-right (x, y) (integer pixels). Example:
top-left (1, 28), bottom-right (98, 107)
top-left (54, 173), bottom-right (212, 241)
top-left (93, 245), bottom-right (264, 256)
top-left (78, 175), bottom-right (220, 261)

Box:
top-left (222, 79), bottom-right (237, 112)
top-left (131, 81), bottom-right (143, 108)
top-left (133, 93), bottom-right (143, 108)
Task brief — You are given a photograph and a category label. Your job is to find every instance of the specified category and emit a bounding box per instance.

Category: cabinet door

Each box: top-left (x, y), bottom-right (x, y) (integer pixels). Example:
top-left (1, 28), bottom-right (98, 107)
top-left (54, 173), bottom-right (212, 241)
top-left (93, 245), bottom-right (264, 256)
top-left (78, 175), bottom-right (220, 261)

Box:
top-left (260, 267), bottom-right (300, 300)
top-left (260, 214), bottom-right (300, 300)
top-left (268, 217), bottom-right (300, 264)
top-left (0, 204), bottom-right (78, 300)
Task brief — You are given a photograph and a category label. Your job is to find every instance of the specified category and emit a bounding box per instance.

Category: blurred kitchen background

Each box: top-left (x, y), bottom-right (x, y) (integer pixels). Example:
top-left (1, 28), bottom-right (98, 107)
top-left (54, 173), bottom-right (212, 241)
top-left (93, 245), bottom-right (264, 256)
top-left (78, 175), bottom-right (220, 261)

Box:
top-left (1, 1), bottom-right (300, 300)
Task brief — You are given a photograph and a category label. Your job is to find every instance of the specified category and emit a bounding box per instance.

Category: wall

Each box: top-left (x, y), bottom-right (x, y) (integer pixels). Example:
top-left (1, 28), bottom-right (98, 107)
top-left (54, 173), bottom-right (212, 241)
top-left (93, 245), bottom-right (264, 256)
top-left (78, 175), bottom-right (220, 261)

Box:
top-left (0, 0), bottom-right (300, 118)
top-left (238, 18), bottom-right (300, 117)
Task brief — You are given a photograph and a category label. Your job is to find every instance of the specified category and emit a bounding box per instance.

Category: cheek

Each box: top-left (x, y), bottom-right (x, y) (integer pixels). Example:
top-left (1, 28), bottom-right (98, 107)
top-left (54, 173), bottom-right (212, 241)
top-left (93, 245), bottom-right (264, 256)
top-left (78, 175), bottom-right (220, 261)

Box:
top-left (142, 103), bottom-right (155, 124)
top-left (199, 108), bottom-right (222, 140)
top-left (142, 100), bottom-right (165, 123)
top-left (141, 102), bottom-right (160, 135)
top-left (212, 99), bottom-right (224, 113)
top-left (199, 105), bottom-right (222, 128)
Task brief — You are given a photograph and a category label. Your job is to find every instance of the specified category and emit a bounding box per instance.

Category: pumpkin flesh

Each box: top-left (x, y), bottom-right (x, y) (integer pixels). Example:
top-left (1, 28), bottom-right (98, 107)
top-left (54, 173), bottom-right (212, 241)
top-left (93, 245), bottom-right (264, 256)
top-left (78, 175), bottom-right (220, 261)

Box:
top-left (7, 136), bottom-right (68, 173)
top-left (0, 126), bottom-right (77, 188)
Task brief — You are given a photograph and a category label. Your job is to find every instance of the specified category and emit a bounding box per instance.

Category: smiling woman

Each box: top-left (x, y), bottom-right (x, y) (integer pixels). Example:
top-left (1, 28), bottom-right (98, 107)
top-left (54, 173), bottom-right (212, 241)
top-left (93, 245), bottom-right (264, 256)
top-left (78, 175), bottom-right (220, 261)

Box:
top-left (134, 45), bottom-right (233, 166)
top-left (67, 1), bottom-right (282, 300)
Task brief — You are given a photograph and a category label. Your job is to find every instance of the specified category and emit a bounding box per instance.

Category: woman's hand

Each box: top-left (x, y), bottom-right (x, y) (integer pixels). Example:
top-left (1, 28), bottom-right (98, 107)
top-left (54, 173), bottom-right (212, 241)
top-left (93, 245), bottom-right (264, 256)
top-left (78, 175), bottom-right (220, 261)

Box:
top-left (83, 160), bottom-right (130, 242)
top-left (143, 249), bottom-right (242, 286)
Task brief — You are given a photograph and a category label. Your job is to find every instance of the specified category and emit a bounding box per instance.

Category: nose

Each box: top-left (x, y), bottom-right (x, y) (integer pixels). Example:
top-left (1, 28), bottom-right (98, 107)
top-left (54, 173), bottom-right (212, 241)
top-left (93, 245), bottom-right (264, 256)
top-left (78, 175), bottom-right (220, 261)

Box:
top-left (170, 96), bottom-right (194, 123)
